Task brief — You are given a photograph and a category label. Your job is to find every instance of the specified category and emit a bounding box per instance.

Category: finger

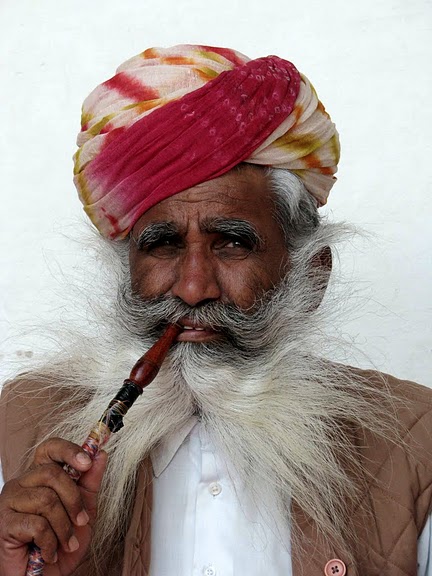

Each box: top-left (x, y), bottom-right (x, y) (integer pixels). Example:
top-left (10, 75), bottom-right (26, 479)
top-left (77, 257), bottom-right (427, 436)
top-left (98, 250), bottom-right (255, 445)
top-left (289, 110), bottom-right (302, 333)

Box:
top-left (32, 438), bottom-right (92, 473)
top-left (17, 464), bottom-right (89, 528)
top-left (78, 451), bottom-right (108, 522)
top-left (0, 510), bottom-right (58, 564)
top-left (5, 485), bottom-right (77, 553)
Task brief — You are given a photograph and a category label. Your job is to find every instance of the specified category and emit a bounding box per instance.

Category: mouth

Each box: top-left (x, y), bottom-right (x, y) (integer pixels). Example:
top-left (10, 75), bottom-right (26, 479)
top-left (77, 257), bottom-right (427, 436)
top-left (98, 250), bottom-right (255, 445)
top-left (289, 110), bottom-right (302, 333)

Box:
top-left (176, 317), bottom-right (222, 343)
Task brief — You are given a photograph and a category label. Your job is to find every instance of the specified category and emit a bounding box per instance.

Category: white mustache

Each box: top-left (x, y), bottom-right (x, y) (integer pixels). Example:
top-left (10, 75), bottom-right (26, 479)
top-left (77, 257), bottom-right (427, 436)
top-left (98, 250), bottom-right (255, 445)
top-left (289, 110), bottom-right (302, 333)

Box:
top-left (117, 281), bottom-right (296, 353)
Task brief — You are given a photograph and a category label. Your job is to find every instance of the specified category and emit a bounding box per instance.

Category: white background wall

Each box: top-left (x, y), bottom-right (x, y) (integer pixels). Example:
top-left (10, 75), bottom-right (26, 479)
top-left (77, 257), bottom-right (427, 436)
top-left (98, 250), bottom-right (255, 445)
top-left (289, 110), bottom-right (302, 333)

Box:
top-left (0, 2), bottom-right (431, 399)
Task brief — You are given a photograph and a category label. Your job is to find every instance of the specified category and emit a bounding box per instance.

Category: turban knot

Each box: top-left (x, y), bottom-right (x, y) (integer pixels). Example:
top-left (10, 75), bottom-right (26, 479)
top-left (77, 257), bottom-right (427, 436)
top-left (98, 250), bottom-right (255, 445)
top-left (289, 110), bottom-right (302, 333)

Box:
top-left (73, 45), bottom-right (340, 239)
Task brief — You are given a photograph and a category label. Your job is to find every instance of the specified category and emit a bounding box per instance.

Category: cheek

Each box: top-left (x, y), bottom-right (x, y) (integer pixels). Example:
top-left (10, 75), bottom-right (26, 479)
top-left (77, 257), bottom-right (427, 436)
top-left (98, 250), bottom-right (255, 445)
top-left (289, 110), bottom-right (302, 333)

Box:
top-left (129, 254), bottom-right (175, 297)
top-left (129, 250), bottom-right (289, 306)
top-left (218, 258), bottom-right (288, 308)
top-left (265, 251), bottom-right (290, 285)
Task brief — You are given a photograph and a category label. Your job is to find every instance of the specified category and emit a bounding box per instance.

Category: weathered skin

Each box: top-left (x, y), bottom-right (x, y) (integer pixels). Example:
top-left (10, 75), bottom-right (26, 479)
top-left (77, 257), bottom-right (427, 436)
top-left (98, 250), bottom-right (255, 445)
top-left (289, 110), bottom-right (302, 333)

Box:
top-left (0, 438), bottom-right (107, 576)
top-left (0, 166), bottom-right (289, 574)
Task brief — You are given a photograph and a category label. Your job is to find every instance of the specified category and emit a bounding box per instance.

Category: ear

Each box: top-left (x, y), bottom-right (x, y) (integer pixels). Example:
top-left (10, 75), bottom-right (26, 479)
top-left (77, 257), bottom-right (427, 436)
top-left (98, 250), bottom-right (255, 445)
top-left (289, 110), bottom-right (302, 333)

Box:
top-left (313, 245), bottom-right (332, 271)
top-left (310, 245), bottom-right (332, 309)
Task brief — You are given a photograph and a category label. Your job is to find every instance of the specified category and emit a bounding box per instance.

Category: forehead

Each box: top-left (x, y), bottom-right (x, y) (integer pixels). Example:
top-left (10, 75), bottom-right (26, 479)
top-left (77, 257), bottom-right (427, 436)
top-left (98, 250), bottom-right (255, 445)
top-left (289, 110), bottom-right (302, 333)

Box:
top-left (132, 166), bottom-right (275, 233)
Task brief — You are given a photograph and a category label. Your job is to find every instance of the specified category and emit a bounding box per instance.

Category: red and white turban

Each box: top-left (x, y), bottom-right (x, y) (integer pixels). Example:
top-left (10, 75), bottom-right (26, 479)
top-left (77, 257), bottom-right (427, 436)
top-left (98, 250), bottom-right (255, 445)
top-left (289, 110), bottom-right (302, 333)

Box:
top-left (73, 45), bottom-right (340, 240)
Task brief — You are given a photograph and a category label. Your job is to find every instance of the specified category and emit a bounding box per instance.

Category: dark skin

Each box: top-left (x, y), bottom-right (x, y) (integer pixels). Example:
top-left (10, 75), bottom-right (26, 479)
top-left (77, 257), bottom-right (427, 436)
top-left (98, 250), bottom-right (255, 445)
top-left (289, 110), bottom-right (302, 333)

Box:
top-left (0, 441), bottom-right (107, 576)
top-left (129, 166), bottom-right (290, 342)
top-left (0, 166), bottom-right (328, 574)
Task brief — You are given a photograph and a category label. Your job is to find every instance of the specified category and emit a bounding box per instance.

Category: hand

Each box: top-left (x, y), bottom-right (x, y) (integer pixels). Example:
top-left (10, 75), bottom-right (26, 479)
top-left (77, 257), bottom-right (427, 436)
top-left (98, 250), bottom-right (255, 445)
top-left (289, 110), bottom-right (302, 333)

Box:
top-left (0, 438), bottom-right (107, 576)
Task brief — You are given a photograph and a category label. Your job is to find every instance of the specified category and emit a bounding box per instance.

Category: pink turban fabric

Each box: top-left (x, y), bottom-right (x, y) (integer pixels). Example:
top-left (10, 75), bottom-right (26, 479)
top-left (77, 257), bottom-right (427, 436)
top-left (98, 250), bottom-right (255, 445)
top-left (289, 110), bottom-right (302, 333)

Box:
top-left (73, 45), bottom-right (340, 240)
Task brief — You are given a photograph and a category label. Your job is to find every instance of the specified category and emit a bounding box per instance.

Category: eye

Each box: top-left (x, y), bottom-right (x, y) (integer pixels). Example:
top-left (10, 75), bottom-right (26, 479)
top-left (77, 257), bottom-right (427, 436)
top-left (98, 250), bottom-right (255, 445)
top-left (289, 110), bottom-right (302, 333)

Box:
top-left (213, 235), bottom-right (254, 259)
top-left (225, 239), bottom-right (249, 249)
top-left (140, 236), bottom-right (182, 258)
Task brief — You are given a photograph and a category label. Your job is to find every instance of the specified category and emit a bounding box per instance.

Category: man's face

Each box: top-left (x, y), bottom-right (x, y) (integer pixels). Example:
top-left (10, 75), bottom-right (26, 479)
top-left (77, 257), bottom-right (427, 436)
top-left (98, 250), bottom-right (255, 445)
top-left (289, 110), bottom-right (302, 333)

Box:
top-left (129, 166), bottom-right (289, 343)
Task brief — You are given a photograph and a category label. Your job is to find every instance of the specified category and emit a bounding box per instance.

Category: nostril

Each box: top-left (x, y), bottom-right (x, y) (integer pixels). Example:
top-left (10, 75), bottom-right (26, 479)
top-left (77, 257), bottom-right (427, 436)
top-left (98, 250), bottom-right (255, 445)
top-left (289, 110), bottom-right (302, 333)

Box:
top-left (174, 291), bottom-right (221, 307)
top-left (196, 297), bottom-right (220, 306)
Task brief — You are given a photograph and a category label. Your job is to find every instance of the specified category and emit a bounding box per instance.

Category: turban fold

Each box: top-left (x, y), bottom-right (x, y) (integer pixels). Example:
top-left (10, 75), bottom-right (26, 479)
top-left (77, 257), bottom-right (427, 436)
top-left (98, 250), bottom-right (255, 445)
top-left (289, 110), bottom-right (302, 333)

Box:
top-left (74, 45), bottom-right (340, 240)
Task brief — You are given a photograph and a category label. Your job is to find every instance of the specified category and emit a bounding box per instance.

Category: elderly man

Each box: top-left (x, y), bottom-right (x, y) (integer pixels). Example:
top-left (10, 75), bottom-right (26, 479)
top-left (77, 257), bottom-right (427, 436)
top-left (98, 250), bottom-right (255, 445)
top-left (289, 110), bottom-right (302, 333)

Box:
top-left (0, 45), bottom-right (432, 576)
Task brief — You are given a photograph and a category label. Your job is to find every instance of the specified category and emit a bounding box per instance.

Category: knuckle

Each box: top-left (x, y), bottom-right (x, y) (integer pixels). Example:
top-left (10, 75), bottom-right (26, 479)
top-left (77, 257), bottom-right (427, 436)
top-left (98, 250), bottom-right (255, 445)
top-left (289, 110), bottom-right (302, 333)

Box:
top-left (0, 510), bottom-right (59, 556)
top-left (40, 463), bottom-right (64, 481)
top-left (1, 478), bottom-right (20, 496)
top-left (33, 487), bottom-right (57, 510)
top-left (43, 466), bottom-right (82, 509)
top-left (38, 534), bottom-right (58, 560)
top-left (21, 514), bottom-right (49, 538)
top-left (44, 463), bottom-right (68, 484)
top-left (0, 509), bottom-right (13, 535)
top-left (34, 438), bottom-right (53, 456)
top-left (34, 436), bottom-right (67, 458)
top-left (33, 437), bottom-right (84, 466)
top-left (19, 462), bottom-right (66, 491)
top-left (0, 496), bottom-right (13, 517)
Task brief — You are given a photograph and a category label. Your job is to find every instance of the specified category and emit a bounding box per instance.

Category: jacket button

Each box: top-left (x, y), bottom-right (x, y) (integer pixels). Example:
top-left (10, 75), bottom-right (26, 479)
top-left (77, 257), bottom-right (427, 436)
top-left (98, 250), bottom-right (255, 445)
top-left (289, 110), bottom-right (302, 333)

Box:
top-left (324, 559), bottom-right (346, 576)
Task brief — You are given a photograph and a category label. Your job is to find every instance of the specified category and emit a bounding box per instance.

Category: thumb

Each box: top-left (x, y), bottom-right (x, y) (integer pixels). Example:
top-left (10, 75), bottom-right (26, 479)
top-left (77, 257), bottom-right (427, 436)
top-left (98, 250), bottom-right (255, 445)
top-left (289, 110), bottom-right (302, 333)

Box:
top-left (77, 450), bottom-right (108, 522)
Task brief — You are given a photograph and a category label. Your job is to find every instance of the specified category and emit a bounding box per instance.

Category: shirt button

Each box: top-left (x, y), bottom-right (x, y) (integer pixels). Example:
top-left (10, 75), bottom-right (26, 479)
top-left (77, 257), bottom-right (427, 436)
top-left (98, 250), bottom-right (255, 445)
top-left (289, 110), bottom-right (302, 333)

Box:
top-left (324, 559), bottom-right (346, 576)
top-left (209, 482), bottom-right (222, 496)
top-left (203, 566), bottom-right (216, 576)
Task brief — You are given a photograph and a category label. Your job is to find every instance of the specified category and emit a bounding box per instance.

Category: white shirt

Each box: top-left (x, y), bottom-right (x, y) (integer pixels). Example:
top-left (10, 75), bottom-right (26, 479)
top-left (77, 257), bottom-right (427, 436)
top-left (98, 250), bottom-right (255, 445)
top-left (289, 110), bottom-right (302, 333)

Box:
top-left (149, 420), bottom-right (432, 575)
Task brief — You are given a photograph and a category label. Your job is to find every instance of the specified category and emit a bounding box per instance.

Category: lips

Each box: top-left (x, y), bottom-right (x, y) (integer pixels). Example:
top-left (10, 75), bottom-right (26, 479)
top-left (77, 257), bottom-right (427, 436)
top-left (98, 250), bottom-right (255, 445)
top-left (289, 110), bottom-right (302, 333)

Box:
top-left (176, 317), bottom-right (221, 342)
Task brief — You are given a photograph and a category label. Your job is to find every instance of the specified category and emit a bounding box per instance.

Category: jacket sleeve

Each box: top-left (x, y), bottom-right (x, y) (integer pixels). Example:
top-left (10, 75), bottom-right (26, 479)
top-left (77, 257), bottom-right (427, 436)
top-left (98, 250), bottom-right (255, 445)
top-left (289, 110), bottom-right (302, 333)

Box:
top-left (0, 379), bottom-right (102, 575)
top-left (0, 378), bottom-right (55, 481)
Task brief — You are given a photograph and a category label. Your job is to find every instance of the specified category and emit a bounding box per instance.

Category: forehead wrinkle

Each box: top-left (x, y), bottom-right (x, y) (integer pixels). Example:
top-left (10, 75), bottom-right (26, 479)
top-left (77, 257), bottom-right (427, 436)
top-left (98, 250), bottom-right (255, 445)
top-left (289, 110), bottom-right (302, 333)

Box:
top-left (133, 168), bottom-right (275, 238)
top-left (168, 180), bottom-right (265, 208)
top-left (168, 192), bottom-right (246, 208)
top-left (201, 215), bottom-right (257, 230)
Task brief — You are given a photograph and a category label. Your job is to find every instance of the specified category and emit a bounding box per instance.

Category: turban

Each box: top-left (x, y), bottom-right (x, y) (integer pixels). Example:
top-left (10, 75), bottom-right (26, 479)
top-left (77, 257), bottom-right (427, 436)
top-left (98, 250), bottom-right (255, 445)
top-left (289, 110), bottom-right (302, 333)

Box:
top-left (74, 45), bottom-right (340, 240)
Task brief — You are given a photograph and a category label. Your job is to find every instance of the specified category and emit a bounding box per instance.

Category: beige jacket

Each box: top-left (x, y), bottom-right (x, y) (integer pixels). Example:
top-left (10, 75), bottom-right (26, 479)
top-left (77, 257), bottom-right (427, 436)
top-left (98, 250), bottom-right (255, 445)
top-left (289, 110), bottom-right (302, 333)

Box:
top-left (1, 369), bottom-right (432, 575)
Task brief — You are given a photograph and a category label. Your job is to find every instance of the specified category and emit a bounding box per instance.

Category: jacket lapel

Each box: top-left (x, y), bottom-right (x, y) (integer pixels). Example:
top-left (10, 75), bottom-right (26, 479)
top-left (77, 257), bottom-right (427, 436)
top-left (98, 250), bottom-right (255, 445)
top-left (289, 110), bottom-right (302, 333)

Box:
top-left (122, 458), bottom-right (153, 576)
top-left (291, 501), bottom-right (356, 576)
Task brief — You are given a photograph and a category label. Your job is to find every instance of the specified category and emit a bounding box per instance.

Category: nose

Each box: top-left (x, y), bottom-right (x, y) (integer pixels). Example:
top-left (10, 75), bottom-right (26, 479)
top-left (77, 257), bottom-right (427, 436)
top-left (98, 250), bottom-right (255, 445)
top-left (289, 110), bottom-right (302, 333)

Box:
top-left (171, 247), bottom-right (222, 306)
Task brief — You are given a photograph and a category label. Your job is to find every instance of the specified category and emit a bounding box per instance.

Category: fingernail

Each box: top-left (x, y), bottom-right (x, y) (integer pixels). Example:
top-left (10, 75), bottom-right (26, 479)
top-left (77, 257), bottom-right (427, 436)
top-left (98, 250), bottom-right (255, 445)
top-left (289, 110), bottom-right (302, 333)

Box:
top-left (52, 551), bottom-right (58, 563)
top-left (76, 509), bottom-right (89, 526)
top-left (68, 535), bottom-right (79, 552)
top-left (76, 452), bottom-right (91, 466)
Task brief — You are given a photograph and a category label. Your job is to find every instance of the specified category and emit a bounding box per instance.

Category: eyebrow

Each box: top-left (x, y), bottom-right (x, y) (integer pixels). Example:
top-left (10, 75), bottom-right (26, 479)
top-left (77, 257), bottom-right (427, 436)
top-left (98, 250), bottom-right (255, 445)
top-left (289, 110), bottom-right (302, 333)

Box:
top-left (134, 222), bottom-right (179, 249)
top-left (133, 217), bottom-right (264, 250)
top-left (202, 217), bottom-right (264, 249)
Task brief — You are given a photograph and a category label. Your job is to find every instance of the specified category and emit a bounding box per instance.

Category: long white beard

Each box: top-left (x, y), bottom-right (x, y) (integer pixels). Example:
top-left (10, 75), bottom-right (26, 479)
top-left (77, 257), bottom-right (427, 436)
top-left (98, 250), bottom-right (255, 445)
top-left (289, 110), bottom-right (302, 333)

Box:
top-left (20, 234), bottom-right (396, 573)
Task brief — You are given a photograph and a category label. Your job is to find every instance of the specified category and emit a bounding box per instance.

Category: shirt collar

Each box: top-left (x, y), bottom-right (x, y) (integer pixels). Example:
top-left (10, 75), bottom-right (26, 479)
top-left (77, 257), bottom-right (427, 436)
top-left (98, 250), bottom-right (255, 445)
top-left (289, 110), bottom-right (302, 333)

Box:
top-left (151, 415), bottom-right (198, 477)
